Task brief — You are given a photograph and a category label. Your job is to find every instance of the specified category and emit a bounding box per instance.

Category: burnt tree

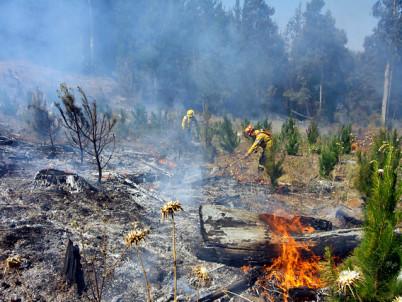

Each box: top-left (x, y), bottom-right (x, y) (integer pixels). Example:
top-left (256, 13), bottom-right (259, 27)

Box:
top-left (78, 86), bottom-right (116, 183)
top-left (26, 88), bottom-right (60, 149)
top-left (55, 83), bottom-right (89, 164)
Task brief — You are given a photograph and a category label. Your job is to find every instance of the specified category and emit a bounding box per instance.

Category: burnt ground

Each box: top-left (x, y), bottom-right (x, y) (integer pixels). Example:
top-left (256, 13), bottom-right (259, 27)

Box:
top-left (0, 128), bottom-right (365, 302)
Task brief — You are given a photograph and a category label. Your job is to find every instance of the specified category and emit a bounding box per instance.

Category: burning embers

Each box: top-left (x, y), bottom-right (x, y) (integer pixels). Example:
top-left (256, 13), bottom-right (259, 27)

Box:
top-left (254, 214), bottom-right (326, 301)
top-left (147, 148), bottom-right (177, 167)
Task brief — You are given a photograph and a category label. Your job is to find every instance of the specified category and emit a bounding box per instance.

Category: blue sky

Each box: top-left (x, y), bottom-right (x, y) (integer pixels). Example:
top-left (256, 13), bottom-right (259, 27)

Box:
top-left (221, 0), bottom-right (378, 51)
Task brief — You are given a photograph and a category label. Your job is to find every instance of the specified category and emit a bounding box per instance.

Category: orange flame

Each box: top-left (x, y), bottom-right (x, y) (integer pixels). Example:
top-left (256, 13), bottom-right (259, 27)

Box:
top-left (259, 214), bottom-right (325, 301)
top-left (147, 148), bottom-right (177, 167)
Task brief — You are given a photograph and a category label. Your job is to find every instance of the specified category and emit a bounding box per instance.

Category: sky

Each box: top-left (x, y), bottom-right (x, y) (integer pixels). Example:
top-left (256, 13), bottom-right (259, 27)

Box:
top-left (221, 0), bottom-right (378, 51)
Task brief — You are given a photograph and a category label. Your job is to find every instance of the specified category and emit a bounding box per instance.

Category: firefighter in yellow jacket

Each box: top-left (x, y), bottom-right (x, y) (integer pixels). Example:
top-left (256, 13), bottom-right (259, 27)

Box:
top-left (182, 109), bottom-right (198, 137)
top-left (244, 125), bottom-right (272, 171)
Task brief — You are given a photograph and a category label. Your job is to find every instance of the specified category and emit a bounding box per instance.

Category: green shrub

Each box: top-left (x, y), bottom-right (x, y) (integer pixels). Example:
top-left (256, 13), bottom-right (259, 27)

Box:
top-left (322, 144), bottom-right (402, 301)
top-left (354, 129), bottom-right (401, 198)
top-left (263, 136), bottom-right (285, 190)
top-left (319, 135), bottom-right (339, 177)
top-left (338, 122), bottom-right (353, 154)
top-left (217, 113), bottom-right (240, 153)
top-left (255, 115), bottom-right (273, 132)
top-left (281, 116), bottom-right (300, 155)
top-left (307, 119), bottom-right (319, 145)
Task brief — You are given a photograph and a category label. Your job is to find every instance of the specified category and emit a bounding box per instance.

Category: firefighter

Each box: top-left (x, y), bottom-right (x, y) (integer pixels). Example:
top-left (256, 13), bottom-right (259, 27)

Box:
top-left (243, 125), bottom-right (273, 171)
top-left (182, 109), bottom-right (198, 137)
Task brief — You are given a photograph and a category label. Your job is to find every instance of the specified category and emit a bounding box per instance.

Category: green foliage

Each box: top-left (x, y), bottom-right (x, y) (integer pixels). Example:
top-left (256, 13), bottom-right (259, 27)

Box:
top-left (319, 135), bottom-right (339, 177)
top-left (281, 116), bottom-right (300, 155)
top-left (25, 87), bottom-right (60, 148)
top-left (263, 136), bottom-right (285, 190)
top-left (307, 119), bottom-right (319, 144)
top-left (350, 145), bottom-right (401, 301)
top-left (338, 122), bottom-right (353, 154)
top-left (217, 113), bottom-right (240, 153)
top-left (254, 115), bottom-right (273, 132)
top-left (319, 247), bottom-right (339, 299)
top-left (354, 129), bottom-right (401, 197)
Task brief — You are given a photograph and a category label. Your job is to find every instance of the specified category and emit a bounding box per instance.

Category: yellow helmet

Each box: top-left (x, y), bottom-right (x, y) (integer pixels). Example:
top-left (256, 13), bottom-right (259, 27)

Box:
top-left (187, 109), bottom-right (195, 117)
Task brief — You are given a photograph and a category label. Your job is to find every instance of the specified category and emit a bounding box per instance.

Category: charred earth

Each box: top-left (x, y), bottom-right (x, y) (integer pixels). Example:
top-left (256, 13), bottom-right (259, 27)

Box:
top-left (0, 130), bottom-right (364, 302)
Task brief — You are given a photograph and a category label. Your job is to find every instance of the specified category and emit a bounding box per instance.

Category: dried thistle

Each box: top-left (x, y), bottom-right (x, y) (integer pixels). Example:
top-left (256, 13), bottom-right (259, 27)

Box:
top-left (161, 200), bottom-right (183, 301)
top-left (194, 265), bottom-right (210, 281)
top-left (125, 228), bottom-right (150, 247)
top-left (161, 201), bottom-right (183, 219)
top-left (4, 255), bottom-right (32, 302)
top-left (337, 269), bottom-right (361, 298)
top-left (4, 255), bottom-right (24, 272)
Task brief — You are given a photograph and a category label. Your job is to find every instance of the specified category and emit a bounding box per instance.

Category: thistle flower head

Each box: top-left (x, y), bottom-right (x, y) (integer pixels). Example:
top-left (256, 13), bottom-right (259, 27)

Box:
top-left (393, 297), bottom-right (402, 302)
top-left (4, 255), bottom-right (24, 271)
top-left (125, 228), bottom-right (150, 247)
top-left (194, 265), bottom-right (210, 281)
top-left (337, 269), bottom-right (361, 295)
top-left (161, 201), bottom-right (183, 219)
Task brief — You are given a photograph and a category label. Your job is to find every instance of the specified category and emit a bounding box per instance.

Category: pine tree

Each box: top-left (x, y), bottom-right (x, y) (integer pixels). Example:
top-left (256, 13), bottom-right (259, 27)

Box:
top-left (352, 143), bottom-right (401, 300)
top-left (217, 113), bottom-right (240, 153)
top-left (263, 136), bottom-right (285, 191)
top-left (281, 116), bottom-right (300, 155)
top-left (321, 141), bottom-right (402, 301)
top-left (307, 119), bottom-right (319, 145)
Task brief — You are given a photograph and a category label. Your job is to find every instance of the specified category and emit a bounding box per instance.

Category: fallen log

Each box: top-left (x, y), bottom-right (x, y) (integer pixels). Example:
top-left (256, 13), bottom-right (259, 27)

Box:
top-left (196, 266), bottom-right (262, 302)
top-left (196, 205), bottom-right (362, 266)
top-left (112, 172), bottom-right (167, 204)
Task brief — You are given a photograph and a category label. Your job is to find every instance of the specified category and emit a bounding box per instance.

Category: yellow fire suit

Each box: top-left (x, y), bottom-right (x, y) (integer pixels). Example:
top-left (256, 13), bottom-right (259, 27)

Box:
top-left (247, 129), bottom-right (272, 170)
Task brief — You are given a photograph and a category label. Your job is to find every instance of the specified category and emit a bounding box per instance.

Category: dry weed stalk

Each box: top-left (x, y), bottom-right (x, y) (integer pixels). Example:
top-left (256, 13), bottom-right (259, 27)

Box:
top-left (161, 200), bottom-right (183, 302)
top-left (72, 219), bottom-right (132, 302)
top-left (193, 265), bottom-right (210, 302)
top-left (4, 255), bottom-right (33, 302)
top-left (125, 226), bottom-right (151, 302)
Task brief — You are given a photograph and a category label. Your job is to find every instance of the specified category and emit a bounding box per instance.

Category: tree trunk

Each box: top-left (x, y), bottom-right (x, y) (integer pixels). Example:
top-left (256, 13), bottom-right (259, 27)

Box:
top-left (196, 205), bottom-right (362, 266)
top-left (381, 61), bottom-right (393, 125)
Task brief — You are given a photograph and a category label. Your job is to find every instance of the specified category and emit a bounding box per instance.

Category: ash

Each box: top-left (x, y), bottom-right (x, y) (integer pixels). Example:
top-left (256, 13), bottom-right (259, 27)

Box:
top-left (0, 132), bottom-right (361, 302)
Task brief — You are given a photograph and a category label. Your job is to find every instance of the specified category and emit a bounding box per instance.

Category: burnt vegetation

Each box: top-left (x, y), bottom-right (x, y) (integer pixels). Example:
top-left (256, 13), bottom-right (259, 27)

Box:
top-left (0, 0), bottom-right (401, 301)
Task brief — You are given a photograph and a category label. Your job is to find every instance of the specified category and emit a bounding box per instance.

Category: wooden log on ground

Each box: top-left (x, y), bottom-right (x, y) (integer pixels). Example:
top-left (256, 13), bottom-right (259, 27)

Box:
top-left (196, 205), bottom-right (362, 266)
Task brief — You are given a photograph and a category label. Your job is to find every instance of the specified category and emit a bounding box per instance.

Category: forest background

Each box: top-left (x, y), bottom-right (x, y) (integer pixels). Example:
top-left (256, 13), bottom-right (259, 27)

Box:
top-left (0, 0), bottom-right (401, 128)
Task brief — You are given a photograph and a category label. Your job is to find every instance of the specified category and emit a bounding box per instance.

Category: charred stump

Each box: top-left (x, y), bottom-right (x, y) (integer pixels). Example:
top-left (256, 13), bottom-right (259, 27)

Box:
top-left (63, 239), bottom-right (85, 294)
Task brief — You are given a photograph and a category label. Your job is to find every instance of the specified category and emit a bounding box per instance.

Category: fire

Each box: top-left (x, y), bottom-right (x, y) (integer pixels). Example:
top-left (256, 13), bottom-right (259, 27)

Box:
top-left (147, 148), bottom-right (177, 168)
top-left (259, 214), bottom-right (325, 301)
